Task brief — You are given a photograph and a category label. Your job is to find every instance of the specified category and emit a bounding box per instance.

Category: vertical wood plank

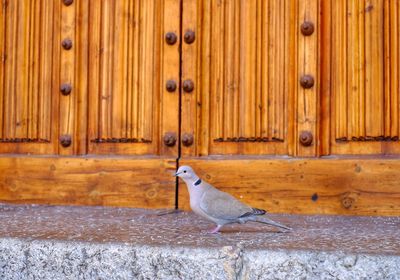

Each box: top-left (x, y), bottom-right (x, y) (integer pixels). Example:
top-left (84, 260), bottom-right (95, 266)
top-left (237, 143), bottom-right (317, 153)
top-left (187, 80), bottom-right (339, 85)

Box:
top-left (4, 0), bottom-right (18, 139)
top-left (383, 0), bottom-right (390, 138)
top-left (261, 0), bottom-right (269, 139)
top-left (296, 0), bottom-right (318, 156)
top-left (15, 0), bottom-right (28, 139)
top-left (198, 0), bottom-right (211, 156)
top-left (110, 1), bottom-right (125, 140)
top-left (125, 0), bottom-right (134, 140)
top-left (277, 0), bottom-right (285, 141)
top-left (131, 0), bottom-right (140, 139)
top-left (365, 0), bottom-right (384, 137)
top-left (239, 0), bottom-right (256, 138)
top-left (210, 0), bottom-right (223, 140)
top-left (119, 0), bottom-right (129, 139)
top-left (152, 0), bottom-right (162, 146)
top-left (232, 0), bottom-right (240, 140)
top-left (254, 0), bottom-right (262, 139)
top-left (390, 0), bottom-right (399, 138)
top-left (348, 0), bottom-right (360, 139)
top-left (29, 0), bottom-right (40, 140)
top-left (181, 0), bottom-right (198, 156)
top-left (74, 0), bottom-right (88, 154)
top-left (50, 0), bottom-right (61, 154)
top-left (141, 0), bottom-right (155, 141)
top-left (0, 0), bottom-right (5, 138)
top-left (137, 0), bottom-right (144, 140)
top-left (287, 0), bottom-right (297, 156)
top-left (59, 0), bottom-right (76, 155)
top-left (43, 1), bottom-right (56, 142)
top-left (268, 0), bottom-right (276, 140)
top-left (224, 0), bottom-right (235, 140)
top-left (88, 0), bottom-right (101, 143)
top-left (358, 0), bottom-right (366, 139)
top-left (319, 0), bottom-right (331, 155)
top-left (332, 0), bottom-right (347, 141)
top-left (99, 0), bottom-right (113, 140)
top-left (160, 0), bottom-right (180, 156)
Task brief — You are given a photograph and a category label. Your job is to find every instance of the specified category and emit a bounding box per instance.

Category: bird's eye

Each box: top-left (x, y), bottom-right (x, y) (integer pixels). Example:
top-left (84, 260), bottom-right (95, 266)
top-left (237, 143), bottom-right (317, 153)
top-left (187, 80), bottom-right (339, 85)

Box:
top-left (183, 170), bottom-right (187, 173)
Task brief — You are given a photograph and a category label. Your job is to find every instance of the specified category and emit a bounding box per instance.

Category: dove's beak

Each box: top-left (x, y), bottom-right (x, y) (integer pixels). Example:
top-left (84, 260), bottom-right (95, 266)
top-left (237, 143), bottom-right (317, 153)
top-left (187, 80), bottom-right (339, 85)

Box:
top-left (174, 172), bottom-right (181, 177)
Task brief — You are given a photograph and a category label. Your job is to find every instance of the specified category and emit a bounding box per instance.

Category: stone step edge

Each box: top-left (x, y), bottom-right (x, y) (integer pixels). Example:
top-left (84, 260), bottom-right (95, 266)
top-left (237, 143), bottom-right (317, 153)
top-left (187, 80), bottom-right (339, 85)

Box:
top-left (1, 237), bottom-right (399, 280)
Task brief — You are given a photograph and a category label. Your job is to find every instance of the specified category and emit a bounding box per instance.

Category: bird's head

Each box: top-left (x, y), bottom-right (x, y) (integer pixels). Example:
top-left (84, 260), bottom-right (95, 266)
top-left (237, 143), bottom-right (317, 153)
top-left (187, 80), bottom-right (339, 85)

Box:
top-left (174, 165), bottom-right (197, 180)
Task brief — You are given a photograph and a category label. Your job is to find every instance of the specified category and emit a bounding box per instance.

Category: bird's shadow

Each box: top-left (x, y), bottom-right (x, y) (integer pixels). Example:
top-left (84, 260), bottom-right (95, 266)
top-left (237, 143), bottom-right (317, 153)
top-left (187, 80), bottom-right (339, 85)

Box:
top-left (213, 225), bottom-right (290, 235)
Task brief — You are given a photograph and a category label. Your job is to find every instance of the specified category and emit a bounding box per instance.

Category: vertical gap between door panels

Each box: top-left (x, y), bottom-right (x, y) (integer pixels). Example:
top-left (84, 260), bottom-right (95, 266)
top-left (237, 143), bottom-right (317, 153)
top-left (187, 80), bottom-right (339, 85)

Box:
top-left (175, 0), bottom-right (184, 209)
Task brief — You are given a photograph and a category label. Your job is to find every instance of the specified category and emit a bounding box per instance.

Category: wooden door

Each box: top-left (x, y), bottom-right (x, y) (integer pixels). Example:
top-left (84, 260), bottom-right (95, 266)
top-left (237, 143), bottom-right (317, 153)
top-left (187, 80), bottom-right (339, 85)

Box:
top-left (0, 0), bottom-right (180, 208)
top-left (179, 0), bottom-right (400, 215)
top-left (0, 0), bottom-right (399, 216)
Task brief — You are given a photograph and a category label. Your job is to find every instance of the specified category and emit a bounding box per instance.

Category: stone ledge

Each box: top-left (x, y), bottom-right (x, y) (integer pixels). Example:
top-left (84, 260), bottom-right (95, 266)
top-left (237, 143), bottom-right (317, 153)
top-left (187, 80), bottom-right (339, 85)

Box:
top-left (0, 204), bottom-right (399, 280)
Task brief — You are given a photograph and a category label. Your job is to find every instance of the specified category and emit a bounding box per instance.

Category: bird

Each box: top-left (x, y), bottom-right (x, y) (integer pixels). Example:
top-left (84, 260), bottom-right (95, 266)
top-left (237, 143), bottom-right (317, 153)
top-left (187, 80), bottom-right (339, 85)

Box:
top-left (175, 165), bottom-right (292, 234)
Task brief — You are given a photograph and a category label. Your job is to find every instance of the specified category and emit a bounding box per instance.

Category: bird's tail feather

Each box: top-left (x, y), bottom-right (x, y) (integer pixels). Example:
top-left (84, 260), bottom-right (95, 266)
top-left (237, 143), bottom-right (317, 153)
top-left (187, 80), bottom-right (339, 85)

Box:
top-left (250, 216), bottom-right (292, 231)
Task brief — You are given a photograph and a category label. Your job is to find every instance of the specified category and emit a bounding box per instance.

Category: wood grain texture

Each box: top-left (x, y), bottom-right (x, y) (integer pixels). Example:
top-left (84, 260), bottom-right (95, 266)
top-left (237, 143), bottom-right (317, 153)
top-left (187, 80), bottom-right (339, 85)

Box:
top-left (330, 0), bottom-right (400, 155)
top-left (180, 0), bottom-right (198, 157)
top-left (182, 0), bottom-right (294, 156)
top-left (88, 0), bottom-right (179, 156)
top-left (160, 0), bottom-right (180, 157)
top-left (59, 0), bottom-right (76, 156)
top-left (74, 0), bottom-right (89, 155)
top-left (0, 156), bottom-right (176, 208)
top-left (319, 0), bottom-right (331, 156)
top-left (179, 157), bottom-right (400, 216)
top-left (0, 0), bottom-right (59, 154)
top-left (59, 0), bottom-right (86, 156)
top-left (296, 0), bottom-right (319, 157)
top-left (0, 1), bottom-right (399, 215)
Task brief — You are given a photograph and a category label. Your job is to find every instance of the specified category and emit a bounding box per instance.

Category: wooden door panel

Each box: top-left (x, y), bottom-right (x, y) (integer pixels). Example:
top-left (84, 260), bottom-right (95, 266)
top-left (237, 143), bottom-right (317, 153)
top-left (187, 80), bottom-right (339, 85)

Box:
top-left (181, 0), bottom-right (296, 156)
top-left (0, 0), bottom-right (179, 209)
top-left (88, 0), bottom-right (180, 156)
top-left (0, 0), bottom-right (60, 154)
top-left (330, 0), bottom-right (400, 154)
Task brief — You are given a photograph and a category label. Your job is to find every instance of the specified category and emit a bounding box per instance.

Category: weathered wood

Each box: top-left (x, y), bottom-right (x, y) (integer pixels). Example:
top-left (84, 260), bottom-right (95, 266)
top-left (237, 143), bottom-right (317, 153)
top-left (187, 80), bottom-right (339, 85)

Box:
top-left (179, 157), bottom-right (400, 216)
top-left (0, 156), bottom-right (176, 209)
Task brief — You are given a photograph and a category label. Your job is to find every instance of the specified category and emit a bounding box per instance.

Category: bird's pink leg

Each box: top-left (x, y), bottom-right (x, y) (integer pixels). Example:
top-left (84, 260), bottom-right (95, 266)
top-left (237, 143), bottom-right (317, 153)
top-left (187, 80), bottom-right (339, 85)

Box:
top-left (208, 225), bottom-right (222, 234)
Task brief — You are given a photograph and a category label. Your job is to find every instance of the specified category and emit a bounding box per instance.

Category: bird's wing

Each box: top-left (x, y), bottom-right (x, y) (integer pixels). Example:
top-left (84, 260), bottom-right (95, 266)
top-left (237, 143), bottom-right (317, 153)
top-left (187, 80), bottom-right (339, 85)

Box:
top-left (199, 185), bottom-right (253, 220)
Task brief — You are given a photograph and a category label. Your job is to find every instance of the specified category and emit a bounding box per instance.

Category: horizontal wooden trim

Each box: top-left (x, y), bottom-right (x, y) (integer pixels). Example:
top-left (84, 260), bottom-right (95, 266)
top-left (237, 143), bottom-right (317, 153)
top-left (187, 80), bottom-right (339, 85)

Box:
top-left (336, 136), bottom-right (400, 142)
top-left (178, 157), bottom-right (400, 216)
top-left (90, 138), bottom-right (152, 143)
top-left (0, 138), bottom-right (50, 143)
top-left (0, 156), bottom-right (176, 209)
top-left (213, 137), bottom-right (284, 143)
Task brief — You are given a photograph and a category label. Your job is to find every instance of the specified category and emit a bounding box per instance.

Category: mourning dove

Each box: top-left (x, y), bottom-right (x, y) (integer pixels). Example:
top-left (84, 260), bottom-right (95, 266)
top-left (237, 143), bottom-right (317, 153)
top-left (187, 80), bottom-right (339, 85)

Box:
top-left (175, 165), bottom-right (291, 234)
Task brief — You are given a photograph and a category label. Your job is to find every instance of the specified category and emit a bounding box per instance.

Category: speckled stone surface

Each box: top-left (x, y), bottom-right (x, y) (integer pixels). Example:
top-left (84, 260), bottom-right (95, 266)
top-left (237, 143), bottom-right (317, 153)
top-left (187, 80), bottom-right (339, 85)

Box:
top-left (0, 204), bottom-right (399, 280)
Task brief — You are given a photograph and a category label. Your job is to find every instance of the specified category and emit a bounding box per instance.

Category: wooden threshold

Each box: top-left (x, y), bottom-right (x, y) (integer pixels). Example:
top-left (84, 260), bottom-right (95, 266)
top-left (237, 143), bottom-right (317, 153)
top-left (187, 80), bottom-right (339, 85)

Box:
top-left (178, 156), bottom-right (400, 216)
top-left (0, 156), bottom-right (176, 209)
